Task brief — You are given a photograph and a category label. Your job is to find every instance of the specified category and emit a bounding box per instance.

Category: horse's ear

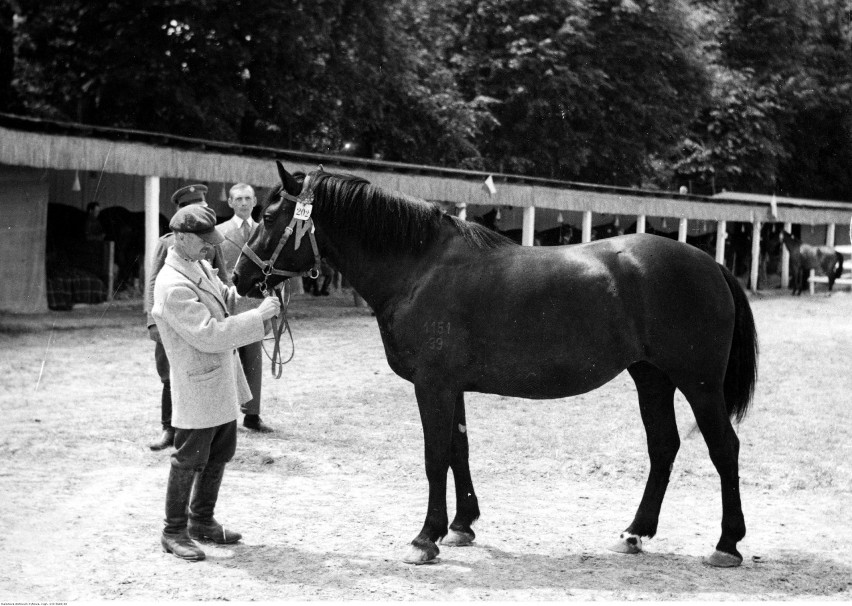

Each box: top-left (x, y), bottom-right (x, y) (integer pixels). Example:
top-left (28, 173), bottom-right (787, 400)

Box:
top-left (276, 161), bottom-right (302, 196)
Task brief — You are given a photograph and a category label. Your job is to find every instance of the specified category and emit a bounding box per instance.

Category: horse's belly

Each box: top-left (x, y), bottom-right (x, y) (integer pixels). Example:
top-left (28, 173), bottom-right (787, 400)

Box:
top-left (462, 337), bottom-right (633, 399)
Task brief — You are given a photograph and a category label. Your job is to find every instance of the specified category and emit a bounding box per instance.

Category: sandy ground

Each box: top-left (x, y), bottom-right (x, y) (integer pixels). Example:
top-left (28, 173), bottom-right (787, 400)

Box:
top-left (0, 286), bottom-right (851, 601)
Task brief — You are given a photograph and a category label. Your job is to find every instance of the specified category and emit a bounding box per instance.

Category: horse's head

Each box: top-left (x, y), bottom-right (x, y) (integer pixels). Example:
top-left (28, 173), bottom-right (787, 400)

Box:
top-left (779, 230), bottom-right (801, 253)
top-left (233, 162), bottom-right (320, 297)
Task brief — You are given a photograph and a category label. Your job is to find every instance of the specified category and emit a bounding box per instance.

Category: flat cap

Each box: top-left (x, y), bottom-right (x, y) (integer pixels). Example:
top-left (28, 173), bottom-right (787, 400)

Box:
top-left (169, 205), bottom-right (224, 245)
top-left (171, 184), bottom-right (208, 207)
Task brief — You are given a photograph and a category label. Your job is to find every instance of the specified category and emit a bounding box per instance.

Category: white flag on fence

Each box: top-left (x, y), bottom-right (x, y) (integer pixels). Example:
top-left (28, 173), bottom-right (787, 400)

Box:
top-left (483, 175), bottom-right (497, 195)
top-left (770, 192), bottom-right (778, 218)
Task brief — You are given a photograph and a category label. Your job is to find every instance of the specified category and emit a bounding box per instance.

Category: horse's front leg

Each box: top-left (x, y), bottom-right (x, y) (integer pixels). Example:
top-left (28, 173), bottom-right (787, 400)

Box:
top-left (403, 383), bottom-right (457, 564)
top-left (443, 393), bottom-right (480, 547)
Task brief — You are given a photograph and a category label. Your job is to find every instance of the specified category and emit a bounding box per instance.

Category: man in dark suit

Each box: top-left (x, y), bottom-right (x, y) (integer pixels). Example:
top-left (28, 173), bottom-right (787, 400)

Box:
top-left (216, 183), bottom-right (272, 432)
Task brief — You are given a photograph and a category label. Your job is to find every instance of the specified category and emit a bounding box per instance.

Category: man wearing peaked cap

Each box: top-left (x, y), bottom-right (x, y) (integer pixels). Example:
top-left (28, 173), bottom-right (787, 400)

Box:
top-left (171, 184), bottom-right (208, 207)
top-left (145, 184), bottom-right (224, 453)
top-left (151, 201), bottom-right (281, 561)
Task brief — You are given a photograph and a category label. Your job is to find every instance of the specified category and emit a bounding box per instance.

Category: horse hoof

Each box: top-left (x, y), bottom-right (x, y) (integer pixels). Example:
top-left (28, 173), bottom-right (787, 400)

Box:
top-left (705, 549), bottom-right (742, 568)
top-left (441, 529), bottom-right (475, 547)
top-left (402, 540), bottom-right (440, 565)
top-left (607, 533), bottom-right (643, 554)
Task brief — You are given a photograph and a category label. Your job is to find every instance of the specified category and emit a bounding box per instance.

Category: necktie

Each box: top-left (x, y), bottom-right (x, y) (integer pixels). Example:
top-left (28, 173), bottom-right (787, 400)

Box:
top-left (241, 220), bottom-right (251, 244)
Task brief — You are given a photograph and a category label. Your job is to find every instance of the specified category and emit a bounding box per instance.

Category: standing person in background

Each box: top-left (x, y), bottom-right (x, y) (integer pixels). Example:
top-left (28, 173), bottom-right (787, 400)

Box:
top-left (145, 184), bottom-right (226, 451)
top-left (152, 204), bottom-right (280, 561)
top-left (217, 183), bottom-right (272, 433)
top-left (84, 201), bottom-right (105, 242)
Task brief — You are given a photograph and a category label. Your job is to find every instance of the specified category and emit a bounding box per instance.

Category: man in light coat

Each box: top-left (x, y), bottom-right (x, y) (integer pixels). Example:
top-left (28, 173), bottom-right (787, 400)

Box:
top-left (145, 183), bottom-right (228, 451)
top-left (217, 183), bottom-right (271, 432)
top-left (152, 204), bottom-right (280, 561)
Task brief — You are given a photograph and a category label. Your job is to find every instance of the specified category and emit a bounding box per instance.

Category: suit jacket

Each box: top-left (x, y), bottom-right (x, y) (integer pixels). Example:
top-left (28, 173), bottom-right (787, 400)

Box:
top-left (217, 215), bottom-right (256, 285)
top-left (152, 247), bottom-right (266, 429)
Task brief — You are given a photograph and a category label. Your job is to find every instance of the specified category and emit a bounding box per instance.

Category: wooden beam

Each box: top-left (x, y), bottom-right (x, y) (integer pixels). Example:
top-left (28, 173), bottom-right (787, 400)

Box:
top-left (781, 221), bottom-right (792, 290)
top-left (715, 220), bottom-right (726, 264)
top-left (582, 211), bottom-right (592, 243)
top-left (750, 220), bottom-right (761, 292)
top-left (522, 206), bottom-right (536, 246)
top-left (144, 176), bottom-right (160, 304)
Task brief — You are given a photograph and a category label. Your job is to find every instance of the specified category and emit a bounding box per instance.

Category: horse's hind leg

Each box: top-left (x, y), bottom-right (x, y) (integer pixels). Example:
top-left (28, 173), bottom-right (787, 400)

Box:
top-left (610, 362), bottom-right (679, 555)
top-left (442, 393), bottom-right (480, 546)
top-left (680, 382), bottom-right (746, 567)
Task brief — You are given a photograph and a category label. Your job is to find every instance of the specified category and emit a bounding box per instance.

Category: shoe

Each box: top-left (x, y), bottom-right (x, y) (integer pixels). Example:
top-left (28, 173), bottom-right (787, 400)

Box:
top-left (149, 427), bottom-right (175, 451)
top-left (243, 415), bottom-right (273, 433)
top-left (161, 530), bottom-right (206, 561)
top-left (188, 519), bottom-right (242, 544)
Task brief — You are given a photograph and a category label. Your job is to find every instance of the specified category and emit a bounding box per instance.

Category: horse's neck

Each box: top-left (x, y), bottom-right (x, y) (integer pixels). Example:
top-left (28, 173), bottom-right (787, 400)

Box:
top-left (319, 228), bottom-right (437, 312)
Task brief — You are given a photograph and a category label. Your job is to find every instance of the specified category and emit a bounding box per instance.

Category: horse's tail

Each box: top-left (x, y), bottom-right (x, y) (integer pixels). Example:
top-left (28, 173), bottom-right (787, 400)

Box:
top-left (834, 251), bottom-right (844, 279)
top-left (718, 263), bottom-right (758, 423)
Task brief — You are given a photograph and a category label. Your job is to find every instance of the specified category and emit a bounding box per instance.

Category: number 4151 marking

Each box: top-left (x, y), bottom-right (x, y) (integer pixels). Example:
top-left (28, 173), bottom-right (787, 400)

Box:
top-left (424, 321), bottom-right (450, 351)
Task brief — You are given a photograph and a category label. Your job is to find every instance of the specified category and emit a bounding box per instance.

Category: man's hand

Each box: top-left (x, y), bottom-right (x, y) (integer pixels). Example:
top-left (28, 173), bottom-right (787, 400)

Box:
top-left (148, 325), bottom-right (161, 343)
top-left (258, 296), bottom-right (281, 321)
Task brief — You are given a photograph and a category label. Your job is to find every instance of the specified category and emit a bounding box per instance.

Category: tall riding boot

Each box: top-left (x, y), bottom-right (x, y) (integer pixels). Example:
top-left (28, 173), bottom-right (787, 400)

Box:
top-left (149, 382), bottom-right (175, 451)
top-left (161, 466), bottom-right (206, 561)
top-left (188, 463), bottom-right (242, 544)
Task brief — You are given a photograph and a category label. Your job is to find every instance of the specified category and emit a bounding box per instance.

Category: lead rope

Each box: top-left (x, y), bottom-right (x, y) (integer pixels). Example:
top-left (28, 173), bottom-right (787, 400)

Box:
top-left (263, 280), bottom-right (295, 378)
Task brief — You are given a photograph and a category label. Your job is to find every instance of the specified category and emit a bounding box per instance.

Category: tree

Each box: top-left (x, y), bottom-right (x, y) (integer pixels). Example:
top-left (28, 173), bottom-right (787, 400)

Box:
top-left (443, 0), bottom-right (709, 185)
top-left (673, 0), bottom-right (852, 199)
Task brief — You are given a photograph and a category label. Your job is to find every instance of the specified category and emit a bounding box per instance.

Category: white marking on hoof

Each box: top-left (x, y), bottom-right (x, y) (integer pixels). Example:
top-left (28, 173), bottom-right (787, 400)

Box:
top-left (607, 532), bottom-right (643, 554)
top-left (705, 549), bottom-right (742, 568)
top-left (441, 529), bottom-right (475, 546)
top-left (402, 544), bottom-right (439, 565)
top-left (458, 424), bottom-right (466, 433)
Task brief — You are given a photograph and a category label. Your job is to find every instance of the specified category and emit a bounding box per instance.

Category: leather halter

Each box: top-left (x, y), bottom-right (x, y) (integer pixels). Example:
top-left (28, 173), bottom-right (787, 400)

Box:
top-left (238, 170), bottom-right (324, 378)
top-left (239, 171), bottom-right (323, 297)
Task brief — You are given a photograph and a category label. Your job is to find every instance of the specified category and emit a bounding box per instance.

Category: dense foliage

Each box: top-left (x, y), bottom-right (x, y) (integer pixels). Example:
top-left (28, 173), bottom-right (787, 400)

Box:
top-left (2, 0), bottom-right (850, 199)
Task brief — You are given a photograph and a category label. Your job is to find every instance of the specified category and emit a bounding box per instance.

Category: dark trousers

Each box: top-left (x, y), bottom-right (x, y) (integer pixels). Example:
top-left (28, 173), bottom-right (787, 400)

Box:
top-left (238, 341), bottom-right (263, 416)
top-left (171, 421), bottom-right (237, 471)
top-left (154, 341), bottom-right (172, 429)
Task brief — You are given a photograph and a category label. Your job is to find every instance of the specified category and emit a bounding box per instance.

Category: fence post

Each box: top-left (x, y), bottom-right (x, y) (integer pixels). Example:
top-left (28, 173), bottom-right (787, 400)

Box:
top-left (781, 221), bottom-right (792, 290)
top-left (750, 220), bottom-right (761, 292)
top-left (104, 240), bottom-right (115, 300)
top-left (522, 206), bottom-right (536, 246)
top-left (582, 211), bottom-right (592, 243)
top-left (144, 176), bottom-right (160, 304)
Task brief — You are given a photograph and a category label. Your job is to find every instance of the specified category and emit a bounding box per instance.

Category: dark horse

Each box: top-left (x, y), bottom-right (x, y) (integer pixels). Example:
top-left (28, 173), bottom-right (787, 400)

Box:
top-left (780, 230), bottom-right (844, 295)
top-left (234, 163), bottom-right (759, 568)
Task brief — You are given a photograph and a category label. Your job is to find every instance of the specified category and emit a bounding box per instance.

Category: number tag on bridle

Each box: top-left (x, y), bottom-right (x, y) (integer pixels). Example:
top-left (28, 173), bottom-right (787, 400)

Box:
top-left (294, 201), bottom-right (313, 221)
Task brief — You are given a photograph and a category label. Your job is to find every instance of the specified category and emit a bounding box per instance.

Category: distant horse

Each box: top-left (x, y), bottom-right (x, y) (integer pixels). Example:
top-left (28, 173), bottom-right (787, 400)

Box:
top-left (474, 209), bottom-right (618, 246)
top-left (98, 206), bottom-right (169, 289)
top-left (532, 222), bottom-right (578, 245)
top-left (234, 163), bottom-right (758, 568)
top-left (780, 230), bottom-right (844, 295)
top-left (471, 208), bottom-right (523, 243)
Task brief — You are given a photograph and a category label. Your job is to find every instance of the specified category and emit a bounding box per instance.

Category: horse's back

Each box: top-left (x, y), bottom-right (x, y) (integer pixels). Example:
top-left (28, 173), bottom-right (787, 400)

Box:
top-left (386, 232), bottom-right (734, 397)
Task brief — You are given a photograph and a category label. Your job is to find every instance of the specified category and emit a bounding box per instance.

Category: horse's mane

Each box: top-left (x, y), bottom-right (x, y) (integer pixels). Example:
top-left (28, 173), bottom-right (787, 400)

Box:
top-left (306, 172), bottom-right (515, 254)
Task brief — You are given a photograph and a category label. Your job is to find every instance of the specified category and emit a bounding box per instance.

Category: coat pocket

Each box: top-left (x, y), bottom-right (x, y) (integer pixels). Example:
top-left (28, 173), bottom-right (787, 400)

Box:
top-left (188, 366), bottom-right (223, 383)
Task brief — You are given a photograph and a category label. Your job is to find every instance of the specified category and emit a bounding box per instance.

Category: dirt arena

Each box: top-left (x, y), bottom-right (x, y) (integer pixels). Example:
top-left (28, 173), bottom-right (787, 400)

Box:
top-left (1, 285), bottom-right (851, 601)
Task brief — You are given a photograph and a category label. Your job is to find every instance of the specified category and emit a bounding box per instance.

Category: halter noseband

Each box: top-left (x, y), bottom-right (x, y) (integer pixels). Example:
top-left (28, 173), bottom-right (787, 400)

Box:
top-left (240, 171), bottom-right (323, 296)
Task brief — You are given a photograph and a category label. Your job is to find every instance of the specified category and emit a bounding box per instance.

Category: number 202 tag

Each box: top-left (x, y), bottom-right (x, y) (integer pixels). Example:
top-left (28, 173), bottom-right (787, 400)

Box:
top-left (294, 201), bottom-right (313, 221)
